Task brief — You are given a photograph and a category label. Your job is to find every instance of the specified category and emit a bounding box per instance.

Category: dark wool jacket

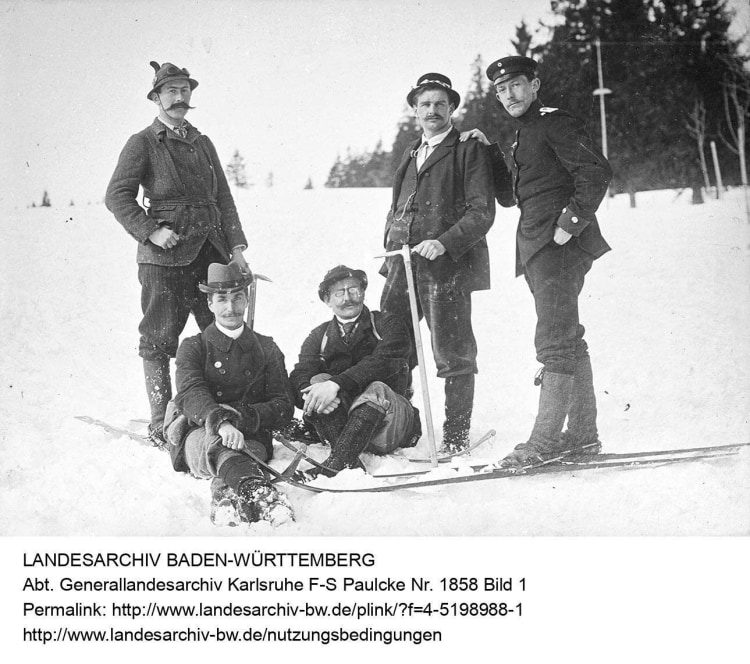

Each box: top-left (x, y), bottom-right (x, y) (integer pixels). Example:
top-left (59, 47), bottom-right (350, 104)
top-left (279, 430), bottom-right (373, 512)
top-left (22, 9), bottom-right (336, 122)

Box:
top-left (289, 307), bottom-right (412, 409)
top-left (489, 100), bottom-right (612, 276)
top-left (168, 324), bottom-right (293, 471)
top-left (382, 127), bottom-right (496, 292)
top-left (105, 118), bottom-right (247, 266)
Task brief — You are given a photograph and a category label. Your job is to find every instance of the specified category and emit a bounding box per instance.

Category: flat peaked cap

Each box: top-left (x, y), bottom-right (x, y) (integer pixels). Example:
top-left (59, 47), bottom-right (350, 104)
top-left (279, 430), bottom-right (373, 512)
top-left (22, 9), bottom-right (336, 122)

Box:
top-left (486, 56), bottom-right (538, 85)
top-left (198, 262), bottom-right (253, 294)
top-left (318, 265), bottom-right (368, 301)
top-left (406, 72), bottom-right (461, 108)
top-left (147, 61), bottom-right (199, 99)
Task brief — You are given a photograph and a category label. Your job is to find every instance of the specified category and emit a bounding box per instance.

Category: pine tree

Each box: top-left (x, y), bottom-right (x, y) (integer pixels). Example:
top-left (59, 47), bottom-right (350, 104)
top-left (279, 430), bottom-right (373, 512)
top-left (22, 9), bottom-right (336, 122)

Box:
top-left (41, 190), bottom-right (51, 207)
top-left (535, 0), bottom-right (747, 201)
top-left (225, 150), bottom-right (250, 188)
top-left (304, 177), bottom-right (314, 190)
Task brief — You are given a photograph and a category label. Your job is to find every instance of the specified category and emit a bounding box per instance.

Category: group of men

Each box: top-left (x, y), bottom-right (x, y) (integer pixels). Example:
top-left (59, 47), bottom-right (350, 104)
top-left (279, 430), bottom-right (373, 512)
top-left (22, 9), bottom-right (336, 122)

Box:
top-left (105, 56), bottom-right (612, 527)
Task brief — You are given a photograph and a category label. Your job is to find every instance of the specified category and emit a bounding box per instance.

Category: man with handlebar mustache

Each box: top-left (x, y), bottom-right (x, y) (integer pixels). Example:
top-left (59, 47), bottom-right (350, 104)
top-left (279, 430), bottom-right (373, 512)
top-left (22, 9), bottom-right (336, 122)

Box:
top-left (106, 62), bottom-right (250, 447)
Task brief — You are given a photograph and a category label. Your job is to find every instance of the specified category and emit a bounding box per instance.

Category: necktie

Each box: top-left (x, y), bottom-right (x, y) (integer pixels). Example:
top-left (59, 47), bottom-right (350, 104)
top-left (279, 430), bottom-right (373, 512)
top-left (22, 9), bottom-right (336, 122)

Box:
top-left (416, 141), bottom-right (431, 170)
top-left (174, 124), bottom-right (188, 139)
top-left (342, 321), bottom-right (356, 344)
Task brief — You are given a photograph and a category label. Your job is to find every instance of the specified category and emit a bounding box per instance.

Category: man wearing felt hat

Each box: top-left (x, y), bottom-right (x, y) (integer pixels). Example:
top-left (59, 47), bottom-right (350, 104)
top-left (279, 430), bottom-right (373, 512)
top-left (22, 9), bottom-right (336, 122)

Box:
top-left (380, 72), bottom-right (495, 453)
top-left (162, 262), bottom-right (295, 526)
top-left (461, 55), bottom-right (612, 468)
top-left (106, 62), bottom-right (250, 448)
top-left (289, 265), bottom-right (420, 478)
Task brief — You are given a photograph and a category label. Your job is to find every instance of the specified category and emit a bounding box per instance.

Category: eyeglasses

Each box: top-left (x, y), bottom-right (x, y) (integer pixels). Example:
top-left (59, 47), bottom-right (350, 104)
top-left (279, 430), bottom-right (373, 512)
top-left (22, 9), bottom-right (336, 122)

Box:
top-left (331, 286), bottom-right (363, 299)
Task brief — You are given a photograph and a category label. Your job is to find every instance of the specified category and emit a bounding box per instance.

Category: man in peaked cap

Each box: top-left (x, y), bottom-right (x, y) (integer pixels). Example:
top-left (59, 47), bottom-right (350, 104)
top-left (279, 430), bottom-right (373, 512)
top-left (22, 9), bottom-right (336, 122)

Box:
top-left (105, 62), bottom-right (250, 448)
top-left (379, 72), bottom-right (496, 453)
top-left (461, 55), bottom-right (612, 467)
top-left (162, 262), bottom-right (295, 526)
top-left (289, 266), bottom-right (421, 477)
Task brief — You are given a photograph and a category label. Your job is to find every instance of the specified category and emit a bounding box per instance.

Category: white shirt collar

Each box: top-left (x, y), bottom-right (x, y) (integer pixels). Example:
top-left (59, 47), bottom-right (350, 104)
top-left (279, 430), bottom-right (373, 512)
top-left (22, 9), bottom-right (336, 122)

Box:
top-left (215, 322), bottom-right (244, 339)
top-left (422, 125), bottom-right (453, 148)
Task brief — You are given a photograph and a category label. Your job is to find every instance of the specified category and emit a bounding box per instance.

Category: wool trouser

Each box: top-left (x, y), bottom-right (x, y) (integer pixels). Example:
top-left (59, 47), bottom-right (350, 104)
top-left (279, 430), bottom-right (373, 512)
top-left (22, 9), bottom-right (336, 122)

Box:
top-left (380, 253), bottom-right (477, 378)
top-left (137, 241), bottom-right (223, 360)
top-left (523, 240), bottom-right (593, 375)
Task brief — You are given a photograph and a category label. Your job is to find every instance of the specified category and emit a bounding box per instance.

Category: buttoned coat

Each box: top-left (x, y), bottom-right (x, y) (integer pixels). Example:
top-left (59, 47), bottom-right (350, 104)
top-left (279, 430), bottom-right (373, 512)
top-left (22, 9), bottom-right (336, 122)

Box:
top-left (168, 324), bottom-right (293, 471)
top-left (382, 127), bottom-right (496, 292)
top-left (105, 119), bottom-right (247, 267)
top-left (490, 100), bottom-right (612, 276)
top-left (289, 307), bottom-right (412, 408)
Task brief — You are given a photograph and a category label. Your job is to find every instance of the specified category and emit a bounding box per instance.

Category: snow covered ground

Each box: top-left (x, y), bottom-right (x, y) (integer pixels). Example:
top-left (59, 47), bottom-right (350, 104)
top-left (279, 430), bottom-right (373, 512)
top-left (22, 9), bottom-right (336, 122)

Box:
top-left (1, 186), bottom-right (748, 536)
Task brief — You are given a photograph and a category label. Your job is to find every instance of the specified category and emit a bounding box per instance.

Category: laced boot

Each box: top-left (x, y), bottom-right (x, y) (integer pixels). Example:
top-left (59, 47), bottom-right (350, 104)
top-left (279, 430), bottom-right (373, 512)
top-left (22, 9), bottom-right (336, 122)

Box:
top-left (558, 352), bottom-right (601, 456)
top-left (501, 370), bottom-right (574, 468)
top-left (143, 357), bottom-right (172, 449)
top-left (313, 403), bottom-right (385, 478)
top-left (442, 374), bottom-right (475, 453)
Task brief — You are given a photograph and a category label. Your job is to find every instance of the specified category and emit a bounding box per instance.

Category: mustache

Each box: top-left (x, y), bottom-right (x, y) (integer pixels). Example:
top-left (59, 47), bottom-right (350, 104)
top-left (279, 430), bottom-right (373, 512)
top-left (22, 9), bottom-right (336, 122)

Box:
top-left (168, 102), bottom-right (194, 110)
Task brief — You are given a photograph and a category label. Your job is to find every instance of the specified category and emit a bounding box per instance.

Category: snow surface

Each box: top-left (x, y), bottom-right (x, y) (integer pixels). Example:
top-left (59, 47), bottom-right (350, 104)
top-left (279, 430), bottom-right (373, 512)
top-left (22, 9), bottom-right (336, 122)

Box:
top-left (1, 187), bottom-right (748, 536)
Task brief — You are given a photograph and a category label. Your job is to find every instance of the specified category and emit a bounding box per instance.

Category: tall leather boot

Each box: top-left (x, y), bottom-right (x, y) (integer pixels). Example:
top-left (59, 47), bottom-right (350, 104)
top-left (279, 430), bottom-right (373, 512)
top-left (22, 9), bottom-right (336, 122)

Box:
top-left (143, 356), bottom-right (172, 446)
top-left (308, 406), bottom-right (349, 446)
top-left (501, 370), bottom-right (573, 467)
top-left (316, 403), bottom-right (386, 477)
top-left (560, 352), bottom-right (601, 454)
top-left (443, 374), bottom-right (475, 453)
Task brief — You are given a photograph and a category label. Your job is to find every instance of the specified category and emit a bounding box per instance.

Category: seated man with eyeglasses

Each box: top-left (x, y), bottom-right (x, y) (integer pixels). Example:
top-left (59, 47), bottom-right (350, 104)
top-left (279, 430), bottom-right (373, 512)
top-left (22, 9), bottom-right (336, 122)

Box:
top-left (289, 265), bottom-right (421, 477)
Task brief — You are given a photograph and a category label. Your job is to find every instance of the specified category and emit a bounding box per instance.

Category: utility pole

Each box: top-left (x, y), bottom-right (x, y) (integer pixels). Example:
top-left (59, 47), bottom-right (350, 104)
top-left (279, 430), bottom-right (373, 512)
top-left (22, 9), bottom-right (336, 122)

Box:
top-left (592, 38), bottom-right (612, 158)
top-left (592, 38), bottom-right (612, 202)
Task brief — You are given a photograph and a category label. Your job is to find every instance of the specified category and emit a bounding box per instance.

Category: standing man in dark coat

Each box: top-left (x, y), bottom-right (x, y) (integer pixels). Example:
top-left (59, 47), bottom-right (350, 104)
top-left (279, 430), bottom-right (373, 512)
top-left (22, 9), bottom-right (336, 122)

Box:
top-left (290, 266), bottom-right (421, 477)
top-left (105, 62), bottom-right (250, 446)
top-left (462, 56), bottom-right (612, 467)
top-left (163, 262), bottom-right (294, 526)
top-left (380, 73), bottom-right (496, 453)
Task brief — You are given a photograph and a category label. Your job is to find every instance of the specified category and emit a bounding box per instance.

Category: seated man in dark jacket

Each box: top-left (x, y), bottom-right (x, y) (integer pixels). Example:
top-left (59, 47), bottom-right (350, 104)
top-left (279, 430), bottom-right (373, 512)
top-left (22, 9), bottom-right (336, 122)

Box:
top-left (163, 262), bottom-right (294, 526)
top-left (289, 266), bottom-right (421, 477)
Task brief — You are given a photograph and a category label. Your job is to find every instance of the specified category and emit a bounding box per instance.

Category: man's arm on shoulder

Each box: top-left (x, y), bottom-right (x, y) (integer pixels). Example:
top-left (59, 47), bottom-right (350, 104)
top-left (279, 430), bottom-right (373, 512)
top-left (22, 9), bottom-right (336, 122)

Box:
top-left (105, 133), bottom-right (161, 243)
top-left (460, 129), bottom-right (515, 208)
top-left (547, 114), bottom-right (612, 236)
top-left (436, 139), bottom-right (496, 260)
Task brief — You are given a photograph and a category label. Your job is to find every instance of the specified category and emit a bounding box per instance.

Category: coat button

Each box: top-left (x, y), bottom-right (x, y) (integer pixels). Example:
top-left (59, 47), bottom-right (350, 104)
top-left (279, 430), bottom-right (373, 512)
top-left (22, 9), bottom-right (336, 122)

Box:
top-left (244, 370), bottom-right (251, 376)
top-left (572, 216), bottom-right (579, 223)
top-left (563, 207), bottom-right (567, 213)
top-left (425, 201), bottom-right (431, 206)
top-left (219, 369), bottom-right (226, 374)
top-left (214, 361), bottom-right (222, 368)
top-left (216, 391), bottom-right (223, 397)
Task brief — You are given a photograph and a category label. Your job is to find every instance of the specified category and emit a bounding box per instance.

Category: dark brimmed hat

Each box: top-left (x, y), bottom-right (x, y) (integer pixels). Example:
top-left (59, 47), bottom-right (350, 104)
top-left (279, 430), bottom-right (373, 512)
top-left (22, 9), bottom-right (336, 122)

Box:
top-left (486, 56), bottom-right (537, 85)
top-left (406, 72), bottom-right (461, 108)
top-left (318, 265), bottom-right (368, 301)
top-left (147, 61), bottom-right (199, 99)
top-left (198, 262), bottom-right (253, 294)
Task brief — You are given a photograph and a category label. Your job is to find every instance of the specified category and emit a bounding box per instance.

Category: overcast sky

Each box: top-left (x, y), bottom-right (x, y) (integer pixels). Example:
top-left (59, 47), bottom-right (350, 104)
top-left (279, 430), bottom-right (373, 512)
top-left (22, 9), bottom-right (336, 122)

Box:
top-left (1, 0), bottom-right (748, 209)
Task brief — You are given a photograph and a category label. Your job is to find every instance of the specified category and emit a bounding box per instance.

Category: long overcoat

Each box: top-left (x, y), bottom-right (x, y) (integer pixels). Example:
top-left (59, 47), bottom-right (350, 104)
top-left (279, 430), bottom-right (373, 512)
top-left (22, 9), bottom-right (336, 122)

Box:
top-left (382, 127), bottom-right (496, 292)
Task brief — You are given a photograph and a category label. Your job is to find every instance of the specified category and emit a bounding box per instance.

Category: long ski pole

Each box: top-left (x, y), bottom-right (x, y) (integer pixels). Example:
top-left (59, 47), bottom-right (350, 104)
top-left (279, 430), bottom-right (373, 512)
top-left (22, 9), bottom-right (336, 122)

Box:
top-left (376, 247), bottom-right (438, 467)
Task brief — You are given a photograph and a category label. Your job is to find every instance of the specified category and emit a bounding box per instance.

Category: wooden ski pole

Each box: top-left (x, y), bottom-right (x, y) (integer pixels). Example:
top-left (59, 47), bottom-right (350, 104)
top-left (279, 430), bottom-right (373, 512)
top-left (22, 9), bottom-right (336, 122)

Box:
top-left (376, 247), bottom-right (438, 467)
top-left (245, 272), bottom-right (272, 331)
